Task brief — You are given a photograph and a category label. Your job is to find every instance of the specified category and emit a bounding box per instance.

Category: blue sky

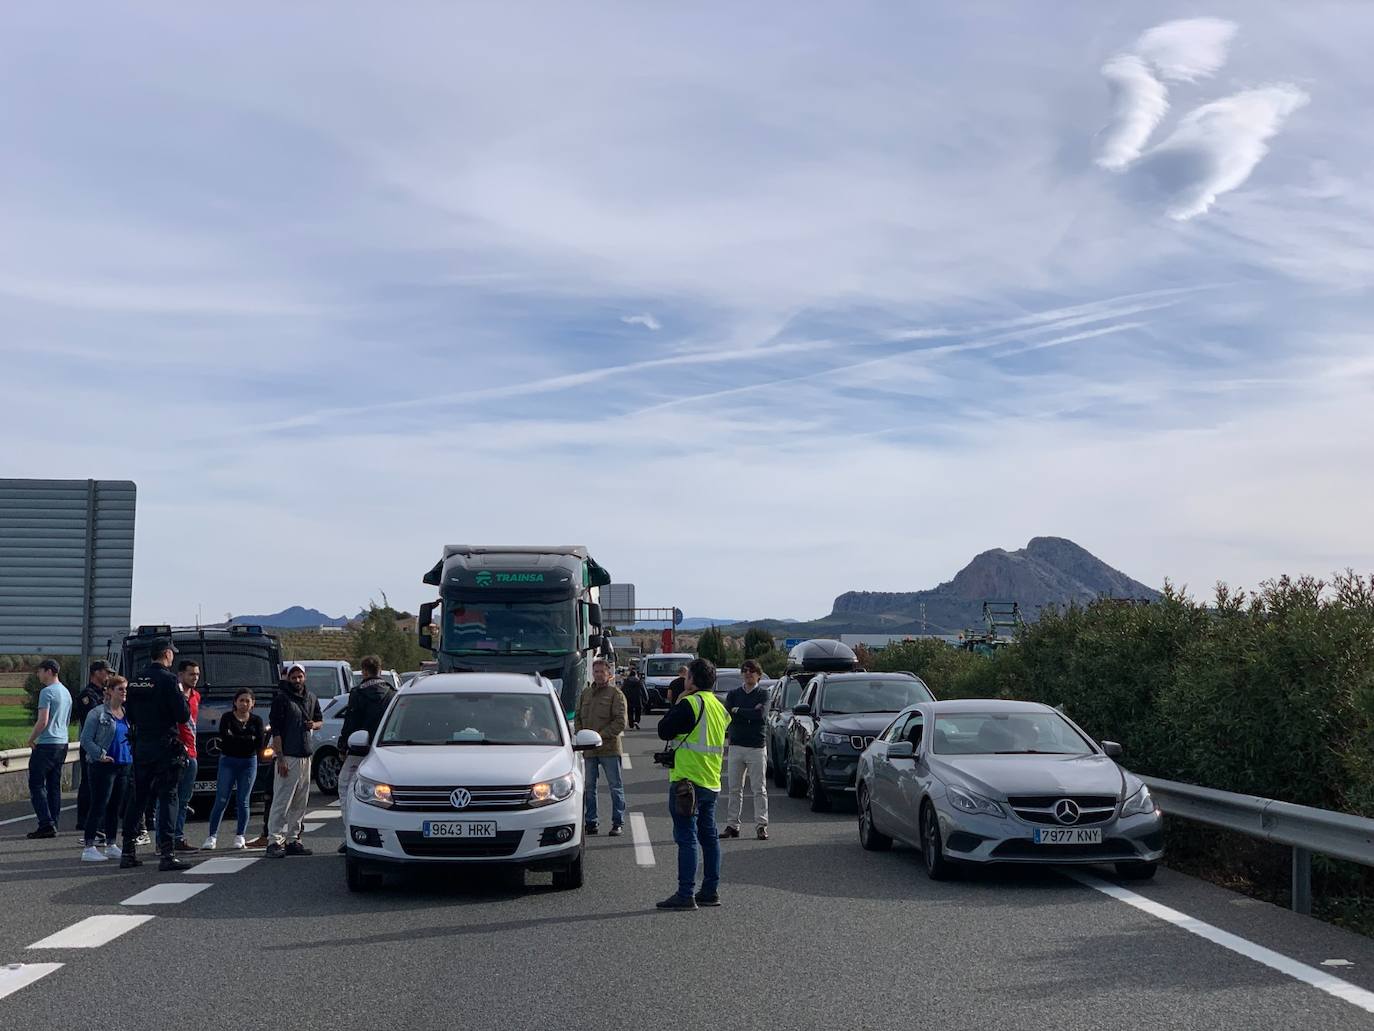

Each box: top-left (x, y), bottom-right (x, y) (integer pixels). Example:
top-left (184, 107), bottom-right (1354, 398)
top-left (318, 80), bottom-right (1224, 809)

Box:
top-left (2, 3), bottom-right (1371, 624)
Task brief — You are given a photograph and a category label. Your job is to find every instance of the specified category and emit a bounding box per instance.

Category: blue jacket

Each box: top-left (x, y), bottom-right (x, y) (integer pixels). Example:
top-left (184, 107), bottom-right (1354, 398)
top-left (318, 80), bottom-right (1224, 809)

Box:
top-left (79, 703), bottom-right (125, 763)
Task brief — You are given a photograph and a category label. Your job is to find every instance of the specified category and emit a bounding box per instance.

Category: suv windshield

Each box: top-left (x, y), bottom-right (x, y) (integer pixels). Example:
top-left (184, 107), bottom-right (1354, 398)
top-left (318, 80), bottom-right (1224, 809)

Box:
top-left (645, 658), bottom-right (689, 677)
top-left (444, 600), bottom-right (576, 655)
top-left (820, 678), bottom-right (933, 715)
top-left (932, 712), bottom-right (1094, 755)
top-left (379, 692), bottom-right (563, 746)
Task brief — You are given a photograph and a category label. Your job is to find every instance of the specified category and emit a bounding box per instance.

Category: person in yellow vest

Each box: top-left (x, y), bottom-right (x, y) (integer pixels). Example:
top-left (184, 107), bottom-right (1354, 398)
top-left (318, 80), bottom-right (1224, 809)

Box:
top-left (654, 657), bottom-right (730, 910)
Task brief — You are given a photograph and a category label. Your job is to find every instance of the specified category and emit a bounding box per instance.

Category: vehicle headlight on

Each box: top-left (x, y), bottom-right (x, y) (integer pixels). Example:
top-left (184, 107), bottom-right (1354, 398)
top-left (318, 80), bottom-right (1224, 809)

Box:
top-left (1121, 784), bottom-right (1156, 817)
top-left (259, 746), bottom-right (275, 760)
top-left (817, 732), bottom-right (848, 746)
top-left (530, 773), bottom-right (576, 807)
top-left (946, 785), bottom-right (1005, 818)
top-left (354, 776), bottom-right (394, 809)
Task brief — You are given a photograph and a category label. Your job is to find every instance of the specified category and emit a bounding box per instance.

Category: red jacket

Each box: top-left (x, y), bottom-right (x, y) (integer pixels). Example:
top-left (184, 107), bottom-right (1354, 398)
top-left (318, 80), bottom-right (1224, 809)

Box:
top-left (177, 689), bottom-right (199, 758)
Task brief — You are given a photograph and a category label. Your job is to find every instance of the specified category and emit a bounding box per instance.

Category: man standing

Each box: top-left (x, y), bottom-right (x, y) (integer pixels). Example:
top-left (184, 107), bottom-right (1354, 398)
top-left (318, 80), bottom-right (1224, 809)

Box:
top-left (336, 655), bottom-right (394, 847)
top-left (720, 659), bottom-right (770, 841)
top-left (26, 659), bottom-right (72, 839)
top-left (171, 660), bottom-right (202, 852)
top-left (655, 657), bottom-right (729, 910)
top-left (72, 660), bottom-right (111, 833)
top-left (267, 663), bottom-right (322, 858)
top-left (120, 640), bottom-right (191, 870)
top-left (575, 658), bottom-right (628, 836)
top-left (620, 666), bottom-right (646, 730)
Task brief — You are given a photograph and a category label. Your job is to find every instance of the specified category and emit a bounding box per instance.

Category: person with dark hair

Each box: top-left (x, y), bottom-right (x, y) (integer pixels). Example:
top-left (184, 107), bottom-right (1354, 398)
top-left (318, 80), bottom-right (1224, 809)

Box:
top-left (202, 689), bottom-right (263, 850)
top-left (620, 666), bottom-right (646, 730)
top-left (721, 658), bottom-right (770, 841)
top-left (78, 676), bottom-right (132, 861)
top-left (664, 665), bottom-right (689, 708)
top-left (26, 659), bottom-right (72, 839)
top-left (336, 655), bottom-right (394, 849)
top-left (120, 640), bottom-right (191, 870)
top-left (576, 658), bottom-right (628, 836)
top-left (655, 657), bottom-right (730, 910)
top-left (266, 663), bottom-right (322, 858)
top-left (170, 660), bottom-right (202, 852)
top-left (73, 659), bottom-right (112, 833)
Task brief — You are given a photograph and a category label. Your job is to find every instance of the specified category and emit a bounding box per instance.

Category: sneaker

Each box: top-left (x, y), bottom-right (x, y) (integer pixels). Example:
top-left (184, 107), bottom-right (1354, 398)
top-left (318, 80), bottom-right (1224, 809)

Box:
top-left (158, 855), bottom-right (190, 872)
top-left (232, 835), bottom-right (246, 850)
top-left (757, 826), bottom-right (769, 841)
top-left (104, 844), bottom-right (123, 860)
top-left (134, 832), bottom-right (152, 846)
top-left (656, 893), bottom-right (698, 910)
top-left (201, 836), bottom-right (218, 851)
top-left (266, 843), bottom-right (286, 858)
top-left (609, 824), bottom-right (623, 837)
top-left (245, 835), bottom-right (270, 849)
top-left (718, 826), bottom-right (740, 839)
top-left (81, 846), bottom-right (108, 862)
top-left (26, 825), bottom-right (56, 839)
top-left (94, 833), bottom-right (107, 848)
top-left (694, 892), bottom-right (722, 907)
top-left (174, 840), bottom-right (198, 853)
top-left (284, 841), bottom-right (313, 857)
top-left (585, 824), bottom-right (599, 836)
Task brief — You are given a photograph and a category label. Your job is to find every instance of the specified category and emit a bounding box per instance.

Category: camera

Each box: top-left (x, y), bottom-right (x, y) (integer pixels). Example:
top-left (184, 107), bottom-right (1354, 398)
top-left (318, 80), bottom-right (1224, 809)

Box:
top-left (652, 748), bottom-right (676, 768)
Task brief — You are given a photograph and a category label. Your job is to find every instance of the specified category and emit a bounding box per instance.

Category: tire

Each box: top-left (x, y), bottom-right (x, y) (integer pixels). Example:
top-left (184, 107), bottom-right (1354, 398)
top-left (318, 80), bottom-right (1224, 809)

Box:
top-left (921, 803), bottom-right (955, 880)
top-left (345, 856), bottom-right (381, 893)
top-left (858, 785), bottom-right (893, 851)
top-left (784, 750), bottom-right (807, 798)
top-left (313, 749), bottom-right (341, 796)
top-left (807, 757), bottom-right (832, 813)
top-left (551, 848), bottom-right (585, 890)
top-left (1115, 861), bottom-right (1157, 881)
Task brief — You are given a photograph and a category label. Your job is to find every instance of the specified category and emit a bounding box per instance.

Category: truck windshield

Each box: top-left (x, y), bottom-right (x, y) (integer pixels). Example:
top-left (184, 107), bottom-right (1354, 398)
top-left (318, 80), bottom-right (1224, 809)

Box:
top-left (444, 600), bottom-right (576, 655)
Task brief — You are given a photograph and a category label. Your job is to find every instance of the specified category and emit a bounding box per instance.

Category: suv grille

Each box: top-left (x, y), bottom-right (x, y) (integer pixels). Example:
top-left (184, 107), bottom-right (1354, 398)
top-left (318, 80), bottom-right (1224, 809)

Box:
top-left (390, 785), bottom-right (533, 812)
top-left (849, 735), bottom-right (876, 751)
top-left (396, 830), bottom-right (524, 858)
top-left (1007, 795), bottom-right (1118, 826)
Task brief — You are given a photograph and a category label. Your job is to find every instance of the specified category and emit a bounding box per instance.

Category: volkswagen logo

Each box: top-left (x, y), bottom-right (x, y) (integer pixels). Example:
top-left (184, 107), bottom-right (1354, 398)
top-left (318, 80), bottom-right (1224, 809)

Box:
top-left (1053, 799), bottom-right (1081, 825)
top-left (205, 737), bottom-right (222, 757)
top-left (449, 788), bottom-right (472, 810)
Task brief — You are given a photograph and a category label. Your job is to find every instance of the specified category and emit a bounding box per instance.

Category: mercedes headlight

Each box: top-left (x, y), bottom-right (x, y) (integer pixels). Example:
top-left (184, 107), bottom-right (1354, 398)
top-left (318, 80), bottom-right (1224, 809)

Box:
top-left (817, 732), bottom-right (848, 746)
top-left (946, 785), bottom-right (1005, 818)
top-left (354, 775), bottom-right (394, 809)
top-left (530, 772), bottom-right (576, 807)
top-left (1121, 784), bottom-right (1156, 817)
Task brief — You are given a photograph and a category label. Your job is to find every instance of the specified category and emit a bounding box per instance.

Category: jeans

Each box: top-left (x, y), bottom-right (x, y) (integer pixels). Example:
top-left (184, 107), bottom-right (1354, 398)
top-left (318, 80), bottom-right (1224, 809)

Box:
top-left (268, 756), bottom-right (311, 846)
top-left (84, 762), bottom-right (131, 845)
top-left (122, 757), bottom-right (181, 855)
top-left (668, 781), bottom-right (720, 899)
top-left (584, 755), bottom-right (625, 827)
top-left (207, 756), bottom-right (256, 837)
top-left (725, 746), bottom-right (769, 829)
top-left (28, 742), bottom-right (67, 829)
top-left (174, 757), bottom-right (198, 841)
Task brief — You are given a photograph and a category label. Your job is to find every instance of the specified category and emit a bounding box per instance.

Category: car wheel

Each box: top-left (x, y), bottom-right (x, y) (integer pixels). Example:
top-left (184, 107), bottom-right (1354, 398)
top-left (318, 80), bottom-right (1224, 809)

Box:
top-left (1115, 861), bottom-right (1157, 881)
top-left (858, 785), bottom-right (892, 852)
top-left (552, 847), bottom-right (585, 890)
top-left (784, 750), bottom-right (807, 798)
top-left (921, 803), bottom-right (954, 880)
top-left (345, 857), bottom-right (381, 893)
top-left (807, 757), bottom-right (832, 812)
top-left (313, 749), bottom-right (341, 796)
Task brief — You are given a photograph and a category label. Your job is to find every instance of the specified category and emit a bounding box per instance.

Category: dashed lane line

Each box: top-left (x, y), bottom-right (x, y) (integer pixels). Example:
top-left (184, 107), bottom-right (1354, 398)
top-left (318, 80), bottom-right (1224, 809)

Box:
top-left (1070, 872), bottom-right (1374, 1015)
top-left (28, 915), bottom-right (153, 950)
top-left (305, 810), bottom-right (340, 820)
top-left (121, 883), bottom-right (213, 906)
top-left (628, 812), bottom-right (655, 866)
top-left (185, 857), bottom-right (259, 875)
top-left (0, 963), bottom-right (63, 1001)
top-left (0, 805), bottom-right (76, 828)
top-left (622, 754), bottom-right (633, 771)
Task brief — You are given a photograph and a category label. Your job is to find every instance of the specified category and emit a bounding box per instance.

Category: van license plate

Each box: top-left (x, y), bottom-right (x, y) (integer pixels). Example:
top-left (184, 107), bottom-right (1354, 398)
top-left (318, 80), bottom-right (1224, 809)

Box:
top-left (422, 821), bottom-right (497, 839)
top-left (1033, 827), bottom-right (1102, 845)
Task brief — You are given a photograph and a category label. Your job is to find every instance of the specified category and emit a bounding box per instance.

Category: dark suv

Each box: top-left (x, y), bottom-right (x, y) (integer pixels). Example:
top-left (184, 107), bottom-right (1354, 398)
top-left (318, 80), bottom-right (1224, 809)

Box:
top-left (784, 672), bottom-right (935, 811)
top-left (120, 624), bottom-right (280, 814)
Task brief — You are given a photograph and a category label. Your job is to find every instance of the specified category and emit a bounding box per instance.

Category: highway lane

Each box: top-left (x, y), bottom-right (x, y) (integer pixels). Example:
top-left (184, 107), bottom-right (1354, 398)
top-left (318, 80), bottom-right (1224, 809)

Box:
top-left (3, 731), bottom-right (1374, 1029)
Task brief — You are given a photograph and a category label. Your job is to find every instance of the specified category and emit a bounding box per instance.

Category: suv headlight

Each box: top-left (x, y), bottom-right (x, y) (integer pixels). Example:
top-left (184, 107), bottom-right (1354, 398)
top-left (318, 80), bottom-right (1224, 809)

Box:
top-left (1121, 784), bottom-right (1156, 817)
top-left (946, 785), bottom-right (1005, 818)
top-left (530, 773), bottom-right (576, 807)
top-left (817, 731), bottom-right (848, 747)
top-left (354, 775), bottom-right (393, 809)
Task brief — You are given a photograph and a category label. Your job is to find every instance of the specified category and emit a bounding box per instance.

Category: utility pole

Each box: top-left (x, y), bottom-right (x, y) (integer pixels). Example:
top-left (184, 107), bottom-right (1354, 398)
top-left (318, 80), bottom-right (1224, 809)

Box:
top-left (920, 603), bottom-right (926, 634)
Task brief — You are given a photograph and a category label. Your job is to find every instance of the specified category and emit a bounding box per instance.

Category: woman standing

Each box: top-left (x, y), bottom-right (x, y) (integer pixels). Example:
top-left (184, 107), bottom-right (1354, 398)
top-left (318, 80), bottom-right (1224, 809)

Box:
top-left (78, 675), bottom-right (132, 862)
top-left (202, 689), bottom-right (264, 850)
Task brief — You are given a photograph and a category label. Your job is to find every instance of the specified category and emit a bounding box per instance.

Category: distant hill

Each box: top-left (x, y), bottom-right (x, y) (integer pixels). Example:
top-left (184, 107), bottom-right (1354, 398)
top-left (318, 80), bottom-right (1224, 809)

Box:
top-left (230, 606), bottom-right (354, 628)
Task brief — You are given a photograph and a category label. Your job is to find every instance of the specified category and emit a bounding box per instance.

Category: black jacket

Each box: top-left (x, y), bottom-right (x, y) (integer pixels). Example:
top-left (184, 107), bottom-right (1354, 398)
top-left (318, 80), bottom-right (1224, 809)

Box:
top-left (73, 681), bottom-right (106, 733)
top-left (125, 662), bottom-right (190, 761)
top-left (339, 677), bottom-right (394, 754)
top-left (269, 684), bottom-right (323, 758)
top-left (619, 675), bottom-right (647, 708)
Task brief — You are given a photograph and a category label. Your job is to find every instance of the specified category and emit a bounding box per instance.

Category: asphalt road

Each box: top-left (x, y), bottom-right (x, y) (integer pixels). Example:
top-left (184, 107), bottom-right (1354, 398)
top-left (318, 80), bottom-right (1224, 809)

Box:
top-left (3, 731), bottom-right (1374, 1030)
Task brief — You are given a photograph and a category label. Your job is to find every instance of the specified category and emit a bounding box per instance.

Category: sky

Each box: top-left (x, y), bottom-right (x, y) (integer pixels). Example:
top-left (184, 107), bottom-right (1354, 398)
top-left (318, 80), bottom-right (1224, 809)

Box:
top-left (2, 3), bottom-right (1372, 625)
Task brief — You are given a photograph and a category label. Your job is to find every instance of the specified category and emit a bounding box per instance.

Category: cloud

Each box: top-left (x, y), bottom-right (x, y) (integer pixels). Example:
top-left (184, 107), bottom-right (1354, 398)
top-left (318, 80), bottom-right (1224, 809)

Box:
top-left (1097, 55), bottom-right (1169, 171)
top-left (621, 312), bottom-right (661, 330)
top-left (1136, 17), bottom-right (1238, 83)
top-left (1135, 86), bottom-right (1310, 220)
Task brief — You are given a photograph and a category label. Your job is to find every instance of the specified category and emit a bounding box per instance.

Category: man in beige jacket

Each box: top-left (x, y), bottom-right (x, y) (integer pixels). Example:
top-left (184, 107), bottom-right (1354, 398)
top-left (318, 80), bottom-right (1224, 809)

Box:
top-left (575, 658), bottom-right (628, 836)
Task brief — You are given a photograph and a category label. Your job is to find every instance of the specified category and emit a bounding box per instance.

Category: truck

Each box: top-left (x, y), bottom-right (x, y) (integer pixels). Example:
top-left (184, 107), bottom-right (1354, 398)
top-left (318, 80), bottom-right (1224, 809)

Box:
top-left (418, 545), bottom-right (612, 716)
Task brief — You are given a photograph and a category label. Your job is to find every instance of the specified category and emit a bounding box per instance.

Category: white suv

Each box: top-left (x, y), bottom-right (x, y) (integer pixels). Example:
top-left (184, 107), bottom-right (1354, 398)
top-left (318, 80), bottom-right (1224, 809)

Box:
top-left (342, 672), bottom-right (601, 892)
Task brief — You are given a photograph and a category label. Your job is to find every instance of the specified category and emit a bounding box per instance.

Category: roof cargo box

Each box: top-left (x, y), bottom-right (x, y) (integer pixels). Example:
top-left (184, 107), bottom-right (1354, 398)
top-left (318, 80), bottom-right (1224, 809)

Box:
top-left (786, 639), bottom-right (860, 674)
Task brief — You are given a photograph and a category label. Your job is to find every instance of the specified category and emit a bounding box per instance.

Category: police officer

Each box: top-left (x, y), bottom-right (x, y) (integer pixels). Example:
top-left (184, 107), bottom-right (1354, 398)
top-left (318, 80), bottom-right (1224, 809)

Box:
top-left (655, 657), bottom-right (730, 910)
top-left (119, 639), bottom-right (191, 871)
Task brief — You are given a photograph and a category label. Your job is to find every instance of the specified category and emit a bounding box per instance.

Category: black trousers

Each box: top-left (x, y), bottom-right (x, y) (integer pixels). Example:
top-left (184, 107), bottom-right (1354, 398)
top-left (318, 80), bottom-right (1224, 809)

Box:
top-left (626, 693), bottom-right (643, 727)
top-left (122, 758), bottom-right (180, 855)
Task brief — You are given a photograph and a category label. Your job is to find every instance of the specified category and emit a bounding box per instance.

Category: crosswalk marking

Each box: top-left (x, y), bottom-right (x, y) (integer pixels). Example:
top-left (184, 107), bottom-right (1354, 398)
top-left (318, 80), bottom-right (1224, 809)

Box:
top-left (303, 822), bottom-right (323, 833)
top-left (28, 915), bottom-right (153, 950)
top-left (305, 810), bottom-right (340, 820)
top-left (0, 963), bottom-right (64, 1000)
top-left (0, 805), bottom-right (76, 828)
top-left (622, 754), bottom-right (633, 771)
top-left (121, 883), bottom-right (212, 906)
top-left (185, 857), bottom-right (259, 875)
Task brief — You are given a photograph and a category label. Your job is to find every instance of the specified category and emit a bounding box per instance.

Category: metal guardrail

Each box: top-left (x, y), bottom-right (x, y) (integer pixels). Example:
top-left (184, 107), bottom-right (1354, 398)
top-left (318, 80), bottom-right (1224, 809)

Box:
top-left (1141, 775), bottom-right (1374, 915)
top-left (0, 742), bottom-right (82, 775)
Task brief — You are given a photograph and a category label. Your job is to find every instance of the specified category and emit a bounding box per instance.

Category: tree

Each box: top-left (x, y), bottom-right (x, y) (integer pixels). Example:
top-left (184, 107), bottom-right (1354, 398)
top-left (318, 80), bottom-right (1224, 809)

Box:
top-left (743, 627), bottom-right (774, 659)
top-left (757, 649), bottom-right (788, 678)
top-left (352, 602), bottom-right (428, 673)
top-left (696, 625), bottom-right (727, 665)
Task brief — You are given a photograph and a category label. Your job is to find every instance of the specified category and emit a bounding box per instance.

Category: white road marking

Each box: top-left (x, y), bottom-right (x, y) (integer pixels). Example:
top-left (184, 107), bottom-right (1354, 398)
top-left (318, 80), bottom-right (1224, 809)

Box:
top-left (185, 857), bottom-right (259, 875)
top-left (0, 963), bottom-right (63, 1000)
top-left (628, 812), bottom-right (655, 866)
top-left (1324, 959), bottom-right (1355, 968)
top-left (1071, 872), bottom-right (1374, 1015)
top-left (303, 822), bottom-right (323, 833)
top-left (327, 799), bottom-right (341, 808)
top-left (621, 754), bottom-right (633, 771)
top-left (28, 915), bottom-right (153, 950)
top-left (0, 804), bottom-right (76, 827)
top-left (121, 882), bottom-right (212, 906)
top-left (305, 810), bottom-right (340, 820)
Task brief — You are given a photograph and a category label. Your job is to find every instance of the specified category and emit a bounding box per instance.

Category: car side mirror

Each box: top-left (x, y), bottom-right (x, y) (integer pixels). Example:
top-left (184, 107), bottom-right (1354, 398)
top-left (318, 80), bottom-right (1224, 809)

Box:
top-left (886, 741), bottom-right (915, 760)
top-left (347, 730), bottom-right (371, 756)
top-left (792, 703), bottom-right (811, 717)
top-left (1100, 740), bottom-right (1123, 759)
top-left (573, 729), bottom-right (603, 751)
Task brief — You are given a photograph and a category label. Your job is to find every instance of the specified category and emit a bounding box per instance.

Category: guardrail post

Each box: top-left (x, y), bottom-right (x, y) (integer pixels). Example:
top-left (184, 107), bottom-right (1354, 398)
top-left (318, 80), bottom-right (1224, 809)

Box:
top-left (1291, 846), bottom-right (1312, 915)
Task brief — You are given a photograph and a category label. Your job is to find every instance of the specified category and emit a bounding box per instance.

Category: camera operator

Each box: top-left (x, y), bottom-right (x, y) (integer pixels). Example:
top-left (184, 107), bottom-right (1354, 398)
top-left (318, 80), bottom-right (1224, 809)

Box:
top-left (119, 639), bottom-right (191, 871)
top-left (654, 657), bottom-right (730, 910)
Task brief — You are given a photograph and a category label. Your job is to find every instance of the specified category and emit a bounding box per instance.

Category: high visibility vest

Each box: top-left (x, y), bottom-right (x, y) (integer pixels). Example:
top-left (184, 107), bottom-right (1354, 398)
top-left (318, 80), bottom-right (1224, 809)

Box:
top-left (672, 692), bottom-right (729, 791)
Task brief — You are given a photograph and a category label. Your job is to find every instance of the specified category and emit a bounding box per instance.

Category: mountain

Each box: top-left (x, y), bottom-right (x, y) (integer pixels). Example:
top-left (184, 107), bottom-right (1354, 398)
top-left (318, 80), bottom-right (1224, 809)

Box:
top-left (230, 606), bottom-right (352, 628)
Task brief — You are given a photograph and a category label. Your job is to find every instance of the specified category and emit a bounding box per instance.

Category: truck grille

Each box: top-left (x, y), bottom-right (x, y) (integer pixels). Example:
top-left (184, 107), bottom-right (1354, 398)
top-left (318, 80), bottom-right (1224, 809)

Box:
top-left (390, 785), bottom-right (533, 812)
top-left (396, 830), bottom-right (524, 858)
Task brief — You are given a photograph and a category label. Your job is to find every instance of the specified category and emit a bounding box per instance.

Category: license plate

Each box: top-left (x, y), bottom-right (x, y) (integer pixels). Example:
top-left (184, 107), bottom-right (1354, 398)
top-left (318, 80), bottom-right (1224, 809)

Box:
top-left (1033, 827), bottom-right (1103, 845)
top-left (422, 821), bottom-right (498, 839)
top-left (192, 780), bottom-right (217, 793)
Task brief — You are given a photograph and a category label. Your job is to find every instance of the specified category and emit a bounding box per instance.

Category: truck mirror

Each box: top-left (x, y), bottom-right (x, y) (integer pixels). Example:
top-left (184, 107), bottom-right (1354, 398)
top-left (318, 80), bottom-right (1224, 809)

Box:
top-left (588, 602), bottom-right (603, 628)
top-left (418, 600), bottom-right (438, 652)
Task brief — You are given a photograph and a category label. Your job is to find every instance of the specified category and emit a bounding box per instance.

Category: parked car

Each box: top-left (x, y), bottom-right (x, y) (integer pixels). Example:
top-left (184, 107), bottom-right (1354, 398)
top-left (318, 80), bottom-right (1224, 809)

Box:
top-left (766, 674), bottom-right (806, 786)
top-left (711, 667), bottom-right (743, 704)
top-left (784, 671), bottom-right (935, 811)
top-left (855, 700), bottom-right (1164, 880)
top-left (341, 672), bottom-right (602, 892)
top-left (310, 693), bottom-right (351, 795)
top-left (352, 669), bottom-right (402, 692)
top-left (283, 659), bottom-right (354, 702)
top-left (642, 653), bottom-right (694, 712)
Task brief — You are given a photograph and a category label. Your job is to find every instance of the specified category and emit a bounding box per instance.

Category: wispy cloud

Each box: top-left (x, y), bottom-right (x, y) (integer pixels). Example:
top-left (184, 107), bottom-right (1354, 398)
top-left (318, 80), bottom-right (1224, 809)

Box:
top-left (1136, 17), bottom-right (1238, 82)
top-left (621, 312), bottom-right (661, 331)
top-left (1097, 55), bottom-right (1169, 171)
